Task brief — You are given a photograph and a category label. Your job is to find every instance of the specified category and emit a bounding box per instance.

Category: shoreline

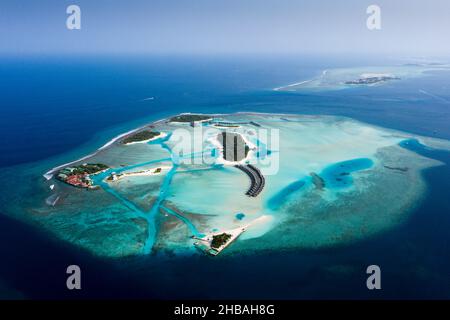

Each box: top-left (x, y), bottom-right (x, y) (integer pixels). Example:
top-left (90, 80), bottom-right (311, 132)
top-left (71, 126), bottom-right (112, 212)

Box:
top-left (42, 117), bottom-right (173, 179)
top-left (43, 111), bottom-right (450, 180)
top-left (123, 132), bottom-right (168, 145)
top-left (43, 127), bottom-right (144, 180)
top-left (105, 166), bottom-right (170, 182)
top-left (273, 79), bottom-right (313, 91)
top-left (42, 112), bottom-right (219, 179)
top-left (273, 68), bottom-right (328, 91)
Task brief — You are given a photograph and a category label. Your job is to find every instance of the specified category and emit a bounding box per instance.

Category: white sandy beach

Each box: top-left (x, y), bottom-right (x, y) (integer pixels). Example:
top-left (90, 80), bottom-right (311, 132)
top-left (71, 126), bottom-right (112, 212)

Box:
top-left (106, 165), bottom-right (171, 182)
top-left (124, 132), bottom-right (168, 145)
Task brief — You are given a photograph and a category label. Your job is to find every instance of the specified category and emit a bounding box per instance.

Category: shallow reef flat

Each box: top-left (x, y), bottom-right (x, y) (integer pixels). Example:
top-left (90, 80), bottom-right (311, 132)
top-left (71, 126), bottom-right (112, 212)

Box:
top-left (1, 112), bottom-right (449, 258)
top-left (228, 143), bottom-right (441, 253)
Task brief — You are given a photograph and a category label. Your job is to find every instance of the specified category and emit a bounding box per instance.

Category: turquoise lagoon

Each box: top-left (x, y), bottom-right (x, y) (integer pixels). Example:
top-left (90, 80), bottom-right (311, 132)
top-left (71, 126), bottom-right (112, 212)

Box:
top-left (321, 158), bottom-right (374, 189)
top-left (1, 112), bottom-right (449, 257)
top-left (1, 56), bottom-right (450, 299)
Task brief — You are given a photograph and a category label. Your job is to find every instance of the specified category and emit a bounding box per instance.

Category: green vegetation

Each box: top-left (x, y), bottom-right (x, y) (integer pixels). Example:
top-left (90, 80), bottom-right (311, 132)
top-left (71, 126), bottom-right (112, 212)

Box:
top-left (56, 163), bottom-right (109, 188)
top-left (169, 114), bottom-right (211, 123)
top-left (211, 233), bottom-right (232, 249)
top-left (58, 163), bottom-right (109, 176)
top-left (122, 130), bottom-right (161, 144)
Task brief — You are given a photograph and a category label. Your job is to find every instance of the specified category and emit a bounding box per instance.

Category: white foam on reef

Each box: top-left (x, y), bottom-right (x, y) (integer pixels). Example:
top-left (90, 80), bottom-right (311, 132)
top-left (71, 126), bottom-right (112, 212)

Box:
top-left (42, 112), bottom-right (214, 179)
top-left (43, 126), bottom-right (148, 179)
top-left (273, 79), bottom-right (313, 91)
top-left (99, 128), bottom-right (142, 150)
top-left (43, 113), bottom-right (183, 180)
top-left (419, 89), bottom-right (450, 104)
top-left (43, 152), bottom-right (98, 180)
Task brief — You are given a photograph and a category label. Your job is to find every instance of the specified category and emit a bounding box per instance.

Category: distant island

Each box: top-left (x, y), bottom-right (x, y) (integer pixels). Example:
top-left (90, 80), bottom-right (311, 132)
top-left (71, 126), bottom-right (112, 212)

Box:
top-left (345, 74), bottom-right (400, 85)
top-left (272, 64), bottom-right (450, 92)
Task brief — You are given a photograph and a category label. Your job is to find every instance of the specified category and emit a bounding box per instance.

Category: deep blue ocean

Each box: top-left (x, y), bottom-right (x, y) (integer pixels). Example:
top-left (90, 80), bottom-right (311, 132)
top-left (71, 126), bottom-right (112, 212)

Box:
top-left (0, 54), bottom-right (449, 299)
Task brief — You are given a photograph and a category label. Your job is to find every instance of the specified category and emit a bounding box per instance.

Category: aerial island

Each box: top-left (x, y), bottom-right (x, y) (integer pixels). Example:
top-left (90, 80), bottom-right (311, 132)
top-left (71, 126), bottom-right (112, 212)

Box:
top-left (6, 112), bottom-right (449, 258)
top-left (274, 64), bottom-right (450, 91)
top-left (344, 73), bottom-right (400, 85)
top-left (121, 130), bottom-right (163, 145)
top-left (56, 163), bottom-right (109, 188)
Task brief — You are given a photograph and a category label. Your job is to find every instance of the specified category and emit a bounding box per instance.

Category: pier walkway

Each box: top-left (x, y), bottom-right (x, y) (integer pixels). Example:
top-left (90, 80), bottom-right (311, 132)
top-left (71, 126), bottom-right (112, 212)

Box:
top-left (235, 164), bottom-right (265, 197)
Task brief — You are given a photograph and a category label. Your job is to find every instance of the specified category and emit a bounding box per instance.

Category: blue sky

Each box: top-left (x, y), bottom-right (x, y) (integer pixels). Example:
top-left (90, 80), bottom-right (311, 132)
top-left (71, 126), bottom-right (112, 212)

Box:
top-left (1, 0), bottom-right (450, 55)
